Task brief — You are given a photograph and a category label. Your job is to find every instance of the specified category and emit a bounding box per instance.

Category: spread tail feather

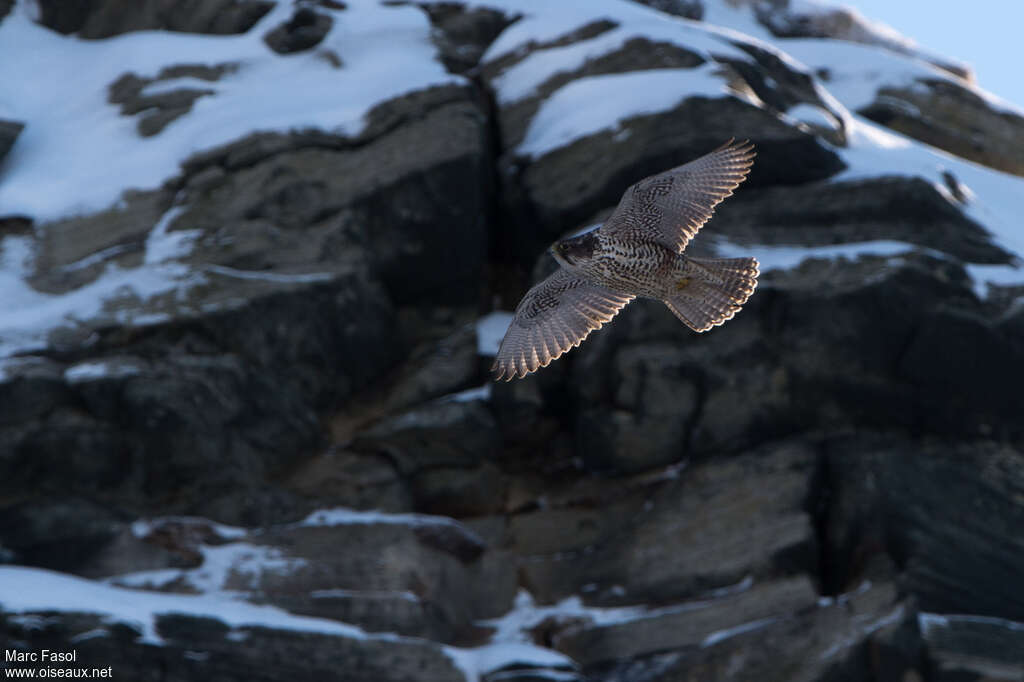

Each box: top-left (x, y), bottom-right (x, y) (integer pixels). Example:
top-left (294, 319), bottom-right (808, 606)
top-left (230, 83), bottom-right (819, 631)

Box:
top-left (663, 256), bottom-right (759, 332)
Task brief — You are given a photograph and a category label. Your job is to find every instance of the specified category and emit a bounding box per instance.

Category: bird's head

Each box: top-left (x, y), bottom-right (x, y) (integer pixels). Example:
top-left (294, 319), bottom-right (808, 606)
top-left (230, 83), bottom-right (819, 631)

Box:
top-left (550, 231), bottom-right (598, 268)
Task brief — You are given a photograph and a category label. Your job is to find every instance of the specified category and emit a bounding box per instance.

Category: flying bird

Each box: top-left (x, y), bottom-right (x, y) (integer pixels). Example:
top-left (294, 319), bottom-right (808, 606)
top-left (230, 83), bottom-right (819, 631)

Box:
top-left (492, 139), bottom-right (758, 381)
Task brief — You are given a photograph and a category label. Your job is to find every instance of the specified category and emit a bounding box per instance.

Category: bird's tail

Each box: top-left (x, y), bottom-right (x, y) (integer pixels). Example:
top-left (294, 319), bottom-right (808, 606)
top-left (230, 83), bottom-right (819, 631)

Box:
top-left (661, 256), bottom-right (759, 332)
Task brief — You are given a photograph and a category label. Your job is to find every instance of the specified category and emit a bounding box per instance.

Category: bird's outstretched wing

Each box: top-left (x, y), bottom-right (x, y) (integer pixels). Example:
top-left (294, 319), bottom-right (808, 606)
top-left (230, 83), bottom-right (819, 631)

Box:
top-left (601, 139), bottom-right (755, 253)
top-left (492, 268), bottom-right (634, 381)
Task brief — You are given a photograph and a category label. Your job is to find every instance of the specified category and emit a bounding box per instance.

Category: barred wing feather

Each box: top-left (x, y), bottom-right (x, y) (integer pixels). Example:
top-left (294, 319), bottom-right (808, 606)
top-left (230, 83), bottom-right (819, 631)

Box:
top-left (601, 139), bottom-right (755, 253)
top-left (492, 269), bottom-right (634, 380)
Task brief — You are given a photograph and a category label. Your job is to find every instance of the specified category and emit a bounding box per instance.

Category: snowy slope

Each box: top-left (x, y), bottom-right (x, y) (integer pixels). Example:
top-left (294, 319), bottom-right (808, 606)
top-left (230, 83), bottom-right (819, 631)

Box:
top-left (0, 0), bottom-right (459, 221)
top-left (0, 0), bottom-right (462, 363)
top-left (0, 508), bottom-right (578, 682)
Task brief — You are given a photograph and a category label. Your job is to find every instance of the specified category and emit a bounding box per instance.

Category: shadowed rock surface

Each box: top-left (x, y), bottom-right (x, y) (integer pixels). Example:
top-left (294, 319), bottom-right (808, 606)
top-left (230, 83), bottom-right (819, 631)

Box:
top-left (35, 0), bottom-right (275, 37)
top-left (2, 1), bottom-right (1023, 681)
top-left (0, 119), bottom-right (21, 163)
top-left (859, 79), bottom-right (1024, 177)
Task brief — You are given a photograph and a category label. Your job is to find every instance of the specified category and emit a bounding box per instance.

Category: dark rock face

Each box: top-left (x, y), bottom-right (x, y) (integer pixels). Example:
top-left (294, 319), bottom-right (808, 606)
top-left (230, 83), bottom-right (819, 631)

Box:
top-left (860, 79), bottom-right (1024, 177)
top-left (718, 41), bottom-right (849, 146)
top-left (819, 438), bottom-right (1024, 621)
top-left (0, 275), bottom-right (398, 526)
top-left (511, 445), bottom-right (817, 605)
top-left (2, 1), bottom-right (1024, 680)
top-left (755, 0), bottom-right (1024, 177)
top-left (511, 98), bottom-right (844, 244)
top-left (920, 613), bottom-right (1024, 681)
top-left (352, 398), bottom-right (507, 516)
top-left (753, 0), bottom-right (970, 79)
top-left (263, 7), bottom-right (333, 54)
top-left (557, 576), bottom-right (820, 665)
top-left (0, 498), bottom-right (125, 571)
top-left (422, 3), bottom-right (518, 74)
top-left (709, 176), bottom-right (1014, 264)
top-left (0, 119), bottom-right (22, 163)
top-left (201, 519), bottom-right (515, 640)
top-left (2, 611), bottom-right (467, 682)
top-left (170, 84), bottom-right (490, 306)
top-left (0, 82), bottom-right (491, 527)
top-left (633, 0), bottom-right (704, 20)
top-left (36, 0), bottom-right (275, 38)
top-left (108, 65), bottom-right (234, 138)
top-left (483, 35), bottom-right (707, 153)
top-left (557, 252), bottom-right (1014, 468)
top-left (477, 18), bottom-right (847, 264)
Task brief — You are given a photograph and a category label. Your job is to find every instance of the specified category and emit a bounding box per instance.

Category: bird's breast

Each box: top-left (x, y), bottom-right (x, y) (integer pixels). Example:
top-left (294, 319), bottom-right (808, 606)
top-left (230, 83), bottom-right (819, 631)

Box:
top-left (580, 239), bottom-right (672, 297)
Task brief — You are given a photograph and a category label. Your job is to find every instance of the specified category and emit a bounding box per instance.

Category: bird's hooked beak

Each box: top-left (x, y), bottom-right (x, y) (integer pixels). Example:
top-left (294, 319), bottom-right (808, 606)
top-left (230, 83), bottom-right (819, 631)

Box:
top-left (550, 241), bottom-right (570, 267)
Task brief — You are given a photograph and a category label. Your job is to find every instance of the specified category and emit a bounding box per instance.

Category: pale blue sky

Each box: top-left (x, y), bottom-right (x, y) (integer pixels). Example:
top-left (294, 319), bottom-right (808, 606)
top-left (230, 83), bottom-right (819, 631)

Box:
top-left (848, 0), bottom-right (1024, 108)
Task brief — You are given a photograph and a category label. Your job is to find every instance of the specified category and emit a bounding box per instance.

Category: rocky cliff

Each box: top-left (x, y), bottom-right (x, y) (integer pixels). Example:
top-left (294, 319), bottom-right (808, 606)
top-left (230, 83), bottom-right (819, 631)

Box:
top-left (1, 0), bottom-right (1023, 680)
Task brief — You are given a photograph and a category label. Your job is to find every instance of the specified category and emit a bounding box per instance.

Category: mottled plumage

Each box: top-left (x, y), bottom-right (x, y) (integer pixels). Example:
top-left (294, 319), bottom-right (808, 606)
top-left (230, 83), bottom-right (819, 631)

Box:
top-left (493, 139), bottom-right (759, 380)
